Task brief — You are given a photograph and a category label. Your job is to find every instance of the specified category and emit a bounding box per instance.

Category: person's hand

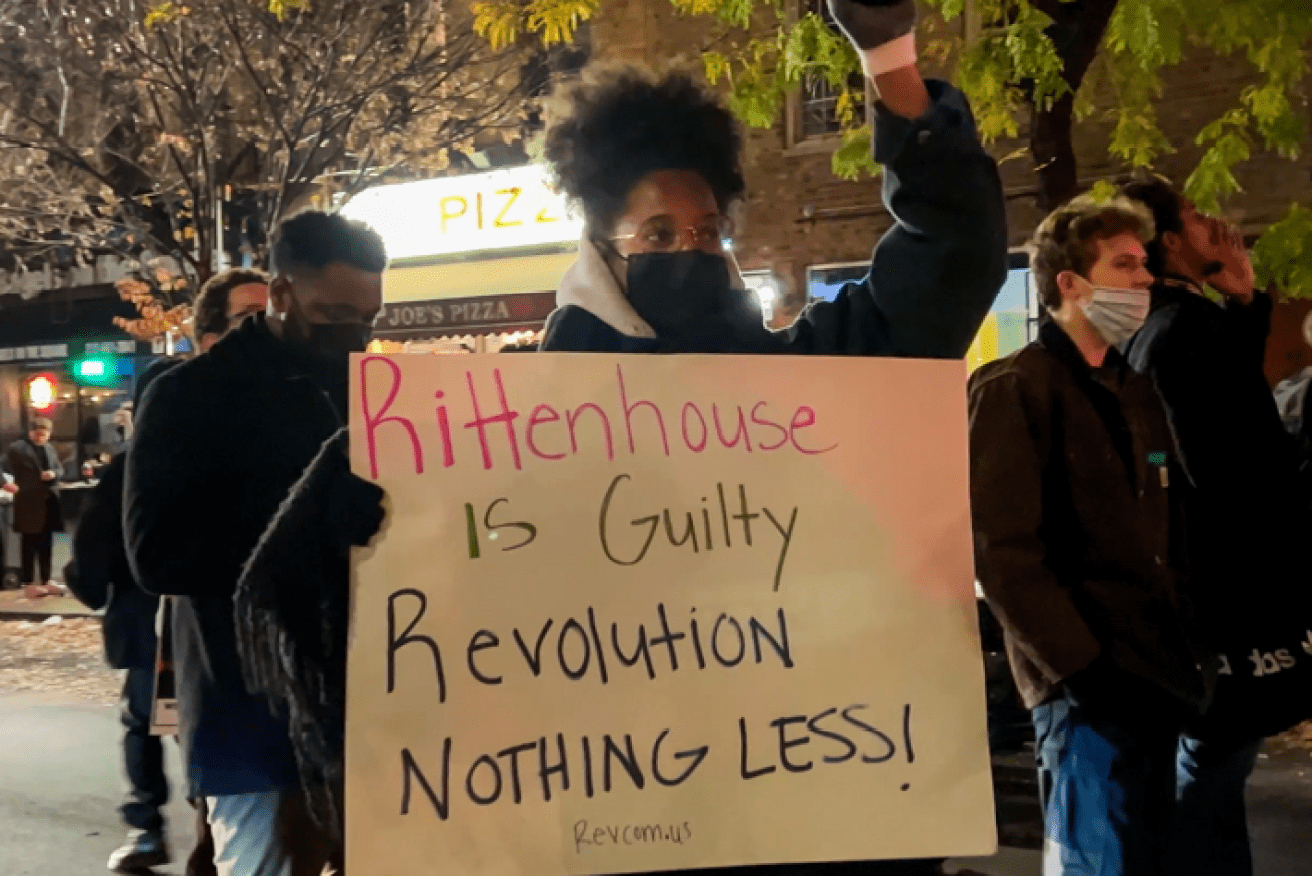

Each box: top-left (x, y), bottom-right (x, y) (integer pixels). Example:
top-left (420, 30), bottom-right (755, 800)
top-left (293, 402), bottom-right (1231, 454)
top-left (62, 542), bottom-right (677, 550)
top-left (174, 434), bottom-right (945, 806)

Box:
top-left (2, 483), bottom-right (17, 495)
top-left (827, 0), bottom-right (928, 119)
top-left (40, 471), bottom-right (55, 482)
top-left (827, 0), bottom-right (917, 51)
top-left (326, 468), bottom-right (386, 552)
top-left (1204, 218), bottom-right (1255, 303)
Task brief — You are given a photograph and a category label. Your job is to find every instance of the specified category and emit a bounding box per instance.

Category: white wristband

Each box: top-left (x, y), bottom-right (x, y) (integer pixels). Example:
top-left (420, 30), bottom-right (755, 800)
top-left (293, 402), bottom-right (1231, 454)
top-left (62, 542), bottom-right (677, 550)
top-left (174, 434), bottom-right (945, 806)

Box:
top-left (861, 32), bottom-right (918, 77)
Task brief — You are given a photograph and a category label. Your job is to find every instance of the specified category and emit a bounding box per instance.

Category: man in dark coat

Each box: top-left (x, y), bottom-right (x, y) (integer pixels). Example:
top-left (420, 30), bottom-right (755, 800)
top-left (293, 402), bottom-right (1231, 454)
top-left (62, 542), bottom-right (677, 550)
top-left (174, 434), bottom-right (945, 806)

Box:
top-left (65, 357), bottom-right (182, 873)
top-left (1121, 177), bottom-right (1307, 876)
top-left (5, 416), bottom-right (64, 596)
top-left (971, 196), bottom-right (1214, 876)
top-left (125, 210), bottom-right (386, 876)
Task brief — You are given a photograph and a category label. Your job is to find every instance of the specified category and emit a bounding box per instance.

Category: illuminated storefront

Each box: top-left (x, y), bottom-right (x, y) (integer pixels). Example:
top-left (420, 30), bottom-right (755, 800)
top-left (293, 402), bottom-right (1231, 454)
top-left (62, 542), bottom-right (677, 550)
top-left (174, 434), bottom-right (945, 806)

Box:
top-left (340, 165), bottom-right (582, 353)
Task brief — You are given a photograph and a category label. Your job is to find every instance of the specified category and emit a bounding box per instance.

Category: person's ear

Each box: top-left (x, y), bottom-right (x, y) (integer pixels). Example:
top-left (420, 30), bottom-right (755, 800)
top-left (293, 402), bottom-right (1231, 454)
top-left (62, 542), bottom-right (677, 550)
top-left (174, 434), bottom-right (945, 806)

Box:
top-left (268, 277), bottom-right (294, 315)
top-left (1160, 230), bottom-right (1182, 258)
top-left (1055, 270), bottom-right (1084, 302)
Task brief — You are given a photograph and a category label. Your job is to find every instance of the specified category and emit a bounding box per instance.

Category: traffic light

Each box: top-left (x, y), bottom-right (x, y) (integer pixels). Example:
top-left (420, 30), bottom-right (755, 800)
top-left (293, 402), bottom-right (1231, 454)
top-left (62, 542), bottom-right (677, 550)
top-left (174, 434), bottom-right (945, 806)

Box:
top-left (71, 354), bottom-right (118, 387)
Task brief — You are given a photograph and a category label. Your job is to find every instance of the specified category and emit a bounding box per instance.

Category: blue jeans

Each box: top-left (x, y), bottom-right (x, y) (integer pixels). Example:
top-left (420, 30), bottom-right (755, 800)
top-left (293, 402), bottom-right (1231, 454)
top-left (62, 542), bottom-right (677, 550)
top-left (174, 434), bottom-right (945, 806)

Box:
top-left (1168, 736), bottom-right (1261, 876)
top-left (121, 665), bottom-right (168, 832)
top-left (206, 790), bottom-right (335, 876)
top-left (1032, 697), bottom-right (1179, 875)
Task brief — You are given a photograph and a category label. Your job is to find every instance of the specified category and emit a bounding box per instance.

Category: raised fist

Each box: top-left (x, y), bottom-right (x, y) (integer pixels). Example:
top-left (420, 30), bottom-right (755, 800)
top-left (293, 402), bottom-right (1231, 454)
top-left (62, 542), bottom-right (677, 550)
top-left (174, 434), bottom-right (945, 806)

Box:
top-left (827, 0), bottom-right (917, 52)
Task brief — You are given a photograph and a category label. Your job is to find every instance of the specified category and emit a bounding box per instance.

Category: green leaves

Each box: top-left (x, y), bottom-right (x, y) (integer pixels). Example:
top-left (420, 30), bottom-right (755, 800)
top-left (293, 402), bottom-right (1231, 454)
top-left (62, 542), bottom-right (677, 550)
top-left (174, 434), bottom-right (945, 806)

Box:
top-left (1186, 109), bottom-right (1251, 215)
top-left (1252, 205), bottom-right (1312, 299)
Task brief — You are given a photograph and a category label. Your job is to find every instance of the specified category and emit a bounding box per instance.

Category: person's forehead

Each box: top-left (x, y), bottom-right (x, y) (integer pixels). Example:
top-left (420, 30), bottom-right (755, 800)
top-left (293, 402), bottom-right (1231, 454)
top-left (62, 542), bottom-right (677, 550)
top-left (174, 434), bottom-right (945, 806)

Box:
top-left (1097, 232), bottom-right (1146, 256)
top-left (623, 170), bottom-right (720, 221)
top-left (225, 283), bottom-right (268, 312)
top-left (295, 263), bottom-right (381, 300)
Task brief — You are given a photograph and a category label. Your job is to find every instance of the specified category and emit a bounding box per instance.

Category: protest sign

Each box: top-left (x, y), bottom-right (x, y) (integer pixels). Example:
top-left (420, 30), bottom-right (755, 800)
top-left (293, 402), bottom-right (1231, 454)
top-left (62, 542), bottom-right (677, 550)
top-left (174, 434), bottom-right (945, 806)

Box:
top-left (347, 353), bottom-right (994, 876)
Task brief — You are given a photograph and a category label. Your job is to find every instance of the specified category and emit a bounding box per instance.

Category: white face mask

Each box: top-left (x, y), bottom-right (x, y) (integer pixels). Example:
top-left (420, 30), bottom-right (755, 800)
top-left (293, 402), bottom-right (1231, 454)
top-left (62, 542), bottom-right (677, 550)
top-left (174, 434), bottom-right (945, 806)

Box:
top-left (1079, 284), bottom-right (1151, 346)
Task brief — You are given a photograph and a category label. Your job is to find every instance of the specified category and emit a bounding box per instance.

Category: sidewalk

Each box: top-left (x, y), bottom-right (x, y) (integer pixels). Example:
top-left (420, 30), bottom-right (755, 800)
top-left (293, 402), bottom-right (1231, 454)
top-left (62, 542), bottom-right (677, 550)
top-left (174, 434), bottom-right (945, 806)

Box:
top-left (0, 588), bottom-right (98, 620)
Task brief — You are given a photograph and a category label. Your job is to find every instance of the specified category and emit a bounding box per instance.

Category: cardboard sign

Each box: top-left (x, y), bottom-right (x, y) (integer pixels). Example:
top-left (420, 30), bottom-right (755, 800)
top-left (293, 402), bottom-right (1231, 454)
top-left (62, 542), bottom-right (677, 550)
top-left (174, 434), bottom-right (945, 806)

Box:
top-left (347, 354), bottom-right (995, 876)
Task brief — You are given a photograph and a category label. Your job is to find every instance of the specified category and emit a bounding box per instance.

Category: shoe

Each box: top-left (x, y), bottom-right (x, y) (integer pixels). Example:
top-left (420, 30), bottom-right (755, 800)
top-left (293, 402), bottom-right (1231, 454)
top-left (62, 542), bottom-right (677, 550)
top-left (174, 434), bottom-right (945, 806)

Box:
top-left (107, 829), bottom-right (170, 873)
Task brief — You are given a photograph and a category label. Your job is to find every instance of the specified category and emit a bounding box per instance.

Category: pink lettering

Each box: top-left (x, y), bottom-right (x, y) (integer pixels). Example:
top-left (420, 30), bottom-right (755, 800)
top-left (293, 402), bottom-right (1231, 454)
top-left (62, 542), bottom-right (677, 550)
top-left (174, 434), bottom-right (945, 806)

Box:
top-left (681, 402), bottom-right (708, 453)
top-left (360, 356), bottom-right (424, 479)
top-left (790, 406), bottom-right (837, 455)
top-left (712, 404), bottom-right (753, 452)
top-left (566, 403), bottom-right (615, 460)
top-left (617, 364), bottom-right (669, 456)
top-left (435, 391), bottom-right (455, 468)
top-left (526, 404), bottom-right (566, 461)
top-left (751, 402), bottom-right (790, 451)
top-left (463, 368), bottom-right (522, 470)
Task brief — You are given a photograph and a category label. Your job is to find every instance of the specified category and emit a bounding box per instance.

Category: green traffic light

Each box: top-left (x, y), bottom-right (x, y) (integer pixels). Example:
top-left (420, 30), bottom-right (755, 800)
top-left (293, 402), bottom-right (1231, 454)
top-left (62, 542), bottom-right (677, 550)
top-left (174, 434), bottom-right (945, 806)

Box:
top-left (71, 355), bottom-right (117, 386)
top-left (76, 359), bottom-right (106, 378)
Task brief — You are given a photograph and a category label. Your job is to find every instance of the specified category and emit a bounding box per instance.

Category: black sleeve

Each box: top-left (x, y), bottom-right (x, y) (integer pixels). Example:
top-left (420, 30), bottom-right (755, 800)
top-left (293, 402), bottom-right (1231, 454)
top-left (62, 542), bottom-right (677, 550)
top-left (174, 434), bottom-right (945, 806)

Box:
top-left (123, 369), bottom-right (220, 597)
top-left (1221, 291), bottom-right (1272, 373)
top-left (66, 458), bottom-right (127, 612)
top-left (786, 81), bottom-right (1008, 358)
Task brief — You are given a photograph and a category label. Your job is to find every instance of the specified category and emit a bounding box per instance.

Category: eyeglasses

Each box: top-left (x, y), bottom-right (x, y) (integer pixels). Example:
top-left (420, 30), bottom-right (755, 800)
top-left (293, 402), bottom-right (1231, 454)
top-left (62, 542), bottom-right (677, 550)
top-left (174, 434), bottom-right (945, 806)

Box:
top-left (609, 215), bottom-right (734, 255)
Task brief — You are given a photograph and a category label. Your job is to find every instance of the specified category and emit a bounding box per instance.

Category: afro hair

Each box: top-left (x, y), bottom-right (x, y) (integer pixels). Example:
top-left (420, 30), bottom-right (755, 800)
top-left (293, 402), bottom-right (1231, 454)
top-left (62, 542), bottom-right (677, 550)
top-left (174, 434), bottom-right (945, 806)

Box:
top-left (541, 64), bottom-right (746, 237)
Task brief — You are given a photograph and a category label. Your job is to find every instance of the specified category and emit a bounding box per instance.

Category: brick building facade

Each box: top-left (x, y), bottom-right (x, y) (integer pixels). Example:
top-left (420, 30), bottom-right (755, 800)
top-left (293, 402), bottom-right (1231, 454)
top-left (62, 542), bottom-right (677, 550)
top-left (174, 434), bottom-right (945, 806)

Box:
top-left (588, 2), bottom-right (1312, 377)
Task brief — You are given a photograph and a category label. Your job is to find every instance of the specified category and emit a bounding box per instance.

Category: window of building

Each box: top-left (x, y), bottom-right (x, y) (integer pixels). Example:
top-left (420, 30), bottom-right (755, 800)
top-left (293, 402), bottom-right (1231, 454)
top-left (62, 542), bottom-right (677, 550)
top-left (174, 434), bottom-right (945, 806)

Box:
top-left (789, 0), bottom-right (868, 146)
top-left (806, 262), bottom-right (867, 301)
top-left (966, 251), bottom-right (1036, 372)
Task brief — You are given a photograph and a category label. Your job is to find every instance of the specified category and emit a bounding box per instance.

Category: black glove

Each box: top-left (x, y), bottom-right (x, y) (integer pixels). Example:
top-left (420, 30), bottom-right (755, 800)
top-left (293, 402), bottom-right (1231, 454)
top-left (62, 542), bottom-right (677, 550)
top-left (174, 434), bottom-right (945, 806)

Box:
top-left (1064, 656), bottom-right (1186, 731)
top-left (827, 0), bottom-right (917, 52)
top-left (326, 467), bottom-right (386, 552)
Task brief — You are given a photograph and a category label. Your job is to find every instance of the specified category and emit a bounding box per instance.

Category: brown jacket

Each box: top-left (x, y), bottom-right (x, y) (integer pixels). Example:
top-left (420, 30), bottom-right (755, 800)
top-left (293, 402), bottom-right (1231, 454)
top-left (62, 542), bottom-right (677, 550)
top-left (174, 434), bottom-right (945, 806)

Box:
top-left (969, 320), bottom-right (1211, 711)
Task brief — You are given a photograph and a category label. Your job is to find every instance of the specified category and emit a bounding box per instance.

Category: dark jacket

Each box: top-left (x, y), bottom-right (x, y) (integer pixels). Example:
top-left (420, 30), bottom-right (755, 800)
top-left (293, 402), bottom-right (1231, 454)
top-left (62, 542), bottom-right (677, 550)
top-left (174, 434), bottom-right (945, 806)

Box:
top-left (541, 81), bottom-right (1007, 359)
top-left (124, 314), bottom-right (345, 797)
top-left (236, 429), bottom-right (356, 839)
top-left (5, 438), bottom-right (63, 534)
top-left (1126, 279), bottom-right (1306, 584)
top-left (64, 454), bottom-right (157, 669)
top-left (969, 320), bottom-right (1212, 712)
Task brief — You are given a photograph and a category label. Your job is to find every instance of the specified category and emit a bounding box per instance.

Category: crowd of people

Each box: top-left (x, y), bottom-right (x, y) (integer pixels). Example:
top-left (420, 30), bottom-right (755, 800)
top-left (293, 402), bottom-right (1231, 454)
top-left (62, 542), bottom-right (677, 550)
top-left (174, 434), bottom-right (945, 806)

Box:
top-left (48, 0), bottom-right (1311, 875)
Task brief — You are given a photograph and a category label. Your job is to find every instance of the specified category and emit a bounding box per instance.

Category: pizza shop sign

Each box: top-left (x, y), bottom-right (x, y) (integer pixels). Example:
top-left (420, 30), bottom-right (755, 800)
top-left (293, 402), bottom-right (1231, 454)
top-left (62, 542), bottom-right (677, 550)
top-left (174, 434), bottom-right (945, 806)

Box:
top-left (340, 166), bottom-right (583, 261)
top-left (375, 292), bottom-right (557, 340)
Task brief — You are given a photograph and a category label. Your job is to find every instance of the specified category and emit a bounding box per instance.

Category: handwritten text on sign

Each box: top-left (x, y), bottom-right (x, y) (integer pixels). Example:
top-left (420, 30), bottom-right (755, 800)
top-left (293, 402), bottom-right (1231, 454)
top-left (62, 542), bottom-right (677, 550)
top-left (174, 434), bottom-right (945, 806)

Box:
top-left (347, 354), bottom-right (995, 876)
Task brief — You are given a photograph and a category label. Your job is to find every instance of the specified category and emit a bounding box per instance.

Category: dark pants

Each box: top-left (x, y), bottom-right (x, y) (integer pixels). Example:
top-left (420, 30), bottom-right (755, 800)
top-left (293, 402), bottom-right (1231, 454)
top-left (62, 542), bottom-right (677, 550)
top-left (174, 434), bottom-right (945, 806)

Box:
top-left (121, 666), bottom-right (168, 833)
top-left (1033, 696), bottom-right (1180, 875)
top-left (20, 531), bottom-right (52, 583)
top-left (1168, 736), bottom-right (1261, 876)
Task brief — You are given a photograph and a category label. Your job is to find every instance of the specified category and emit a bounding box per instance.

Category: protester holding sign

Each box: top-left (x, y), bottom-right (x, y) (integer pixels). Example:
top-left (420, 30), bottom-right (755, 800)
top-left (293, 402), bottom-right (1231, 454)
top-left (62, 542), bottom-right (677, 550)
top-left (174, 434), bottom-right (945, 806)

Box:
top-left (538, 0), bottom-right (1005, 358)
top-left (232, 0), bottom-right (1004, 872)
top-left (969, 196), bottom-right (1216, 876)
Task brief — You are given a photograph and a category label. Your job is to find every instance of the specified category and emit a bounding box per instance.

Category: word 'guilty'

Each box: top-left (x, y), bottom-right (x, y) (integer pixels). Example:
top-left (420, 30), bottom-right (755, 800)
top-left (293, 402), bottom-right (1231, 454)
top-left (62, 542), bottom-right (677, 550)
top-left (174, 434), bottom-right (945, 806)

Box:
top-left (359, 359), bottom-right (838, 478)
top-left (387, 595), bottom-right (794, 703)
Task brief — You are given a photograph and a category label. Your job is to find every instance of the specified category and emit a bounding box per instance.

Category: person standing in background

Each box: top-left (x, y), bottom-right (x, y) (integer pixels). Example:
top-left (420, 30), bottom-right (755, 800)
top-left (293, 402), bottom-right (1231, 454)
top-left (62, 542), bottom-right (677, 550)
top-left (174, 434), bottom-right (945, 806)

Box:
top-left (971, 196), bottom-right (1214, 876)
top-left (6, 416), bottom-right (65, 598)
top-left (64, 358), bottom-right (184, 874)
top-left (1121, 176), bottom-right (1308, 876)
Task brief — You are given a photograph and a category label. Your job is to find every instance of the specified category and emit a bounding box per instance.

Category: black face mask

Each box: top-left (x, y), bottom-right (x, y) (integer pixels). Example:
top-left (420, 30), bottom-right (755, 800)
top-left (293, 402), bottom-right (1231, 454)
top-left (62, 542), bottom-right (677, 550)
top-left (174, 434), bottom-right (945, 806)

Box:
top-left (624, 251), bottom-right (768, 351)
top-left (306, 322), bottom-right (372, 361)
top-left (283, 300), bottom-right (372, 366)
